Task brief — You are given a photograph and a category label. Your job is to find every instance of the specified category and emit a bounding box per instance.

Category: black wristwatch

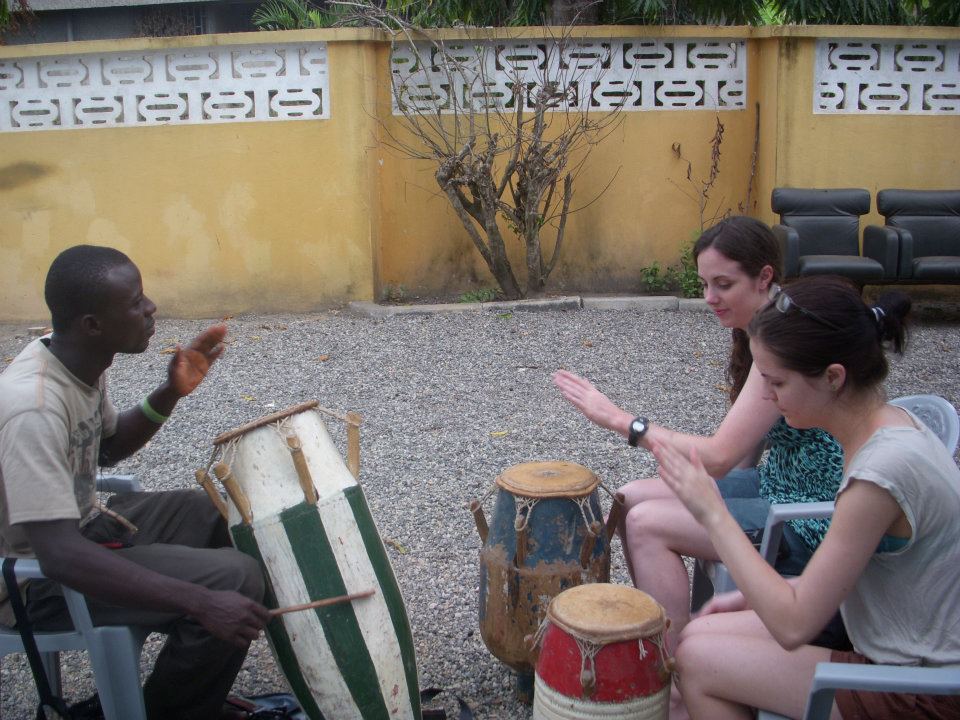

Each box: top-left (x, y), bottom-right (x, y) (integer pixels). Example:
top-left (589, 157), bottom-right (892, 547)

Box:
top-left (628, 416), bottom-right (649, 447)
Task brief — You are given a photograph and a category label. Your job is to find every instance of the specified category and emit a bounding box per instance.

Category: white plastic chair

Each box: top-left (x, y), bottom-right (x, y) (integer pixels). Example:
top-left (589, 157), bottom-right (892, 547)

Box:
top-left (692, 394), bottom-right (960, 611)
top-left (757, 662), bottom-right (960, 720)
top-left (0, 475), bottom-right (150, 720)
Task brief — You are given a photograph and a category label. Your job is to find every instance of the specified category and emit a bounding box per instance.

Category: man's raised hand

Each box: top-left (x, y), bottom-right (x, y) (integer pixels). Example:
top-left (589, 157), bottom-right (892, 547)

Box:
top-left (168, 323), bottom-right (228, 397)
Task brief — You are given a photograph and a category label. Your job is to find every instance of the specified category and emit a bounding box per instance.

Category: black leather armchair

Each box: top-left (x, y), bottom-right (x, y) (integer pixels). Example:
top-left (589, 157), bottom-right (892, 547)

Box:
top-left (873, 189), bottom-right (960, 283)
top-left (771, 188), bottom-right (898, 284)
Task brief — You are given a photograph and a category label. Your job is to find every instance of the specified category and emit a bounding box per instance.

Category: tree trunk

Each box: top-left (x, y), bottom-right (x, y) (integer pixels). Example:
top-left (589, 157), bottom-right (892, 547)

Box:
top-left (546, 0), bottom-right (599, 25)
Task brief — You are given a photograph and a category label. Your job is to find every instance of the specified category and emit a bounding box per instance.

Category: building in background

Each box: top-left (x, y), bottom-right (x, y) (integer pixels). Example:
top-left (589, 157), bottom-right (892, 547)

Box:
top-left (2, 0), bottom-right (260, 44)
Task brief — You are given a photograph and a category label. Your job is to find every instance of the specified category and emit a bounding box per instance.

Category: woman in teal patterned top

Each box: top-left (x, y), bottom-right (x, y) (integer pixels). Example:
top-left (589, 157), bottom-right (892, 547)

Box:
top-left (553, 216), bottom-right (843, 650)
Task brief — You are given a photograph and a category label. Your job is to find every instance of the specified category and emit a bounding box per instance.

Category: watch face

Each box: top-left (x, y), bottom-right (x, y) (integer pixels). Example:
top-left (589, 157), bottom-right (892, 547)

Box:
top-left (631, 418), bottom-right (647, 434)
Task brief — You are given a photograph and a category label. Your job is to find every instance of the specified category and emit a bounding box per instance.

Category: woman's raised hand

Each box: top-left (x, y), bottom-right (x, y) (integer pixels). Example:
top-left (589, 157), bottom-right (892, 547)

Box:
top-left (551, 370), bottom-right (627, 432)
top-left (651, 439), bottom-right (724, 528)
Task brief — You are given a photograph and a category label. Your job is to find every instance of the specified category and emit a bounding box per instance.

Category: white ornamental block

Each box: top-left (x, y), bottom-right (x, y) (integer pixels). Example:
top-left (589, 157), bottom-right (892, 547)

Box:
top-left (0, 42), bottom-right (330, 133)
top-left (815, 39), bottom-right (960, 114)
top-left (392, 38), bottom-right (746, 114)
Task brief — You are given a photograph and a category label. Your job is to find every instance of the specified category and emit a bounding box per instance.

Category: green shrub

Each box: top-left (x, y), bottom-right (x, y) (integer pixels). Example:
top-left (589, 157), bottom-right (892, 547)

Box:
top-left (459, 287), bottom-right (499, 303)
top-left (638, 238), bottom-right (703, 298)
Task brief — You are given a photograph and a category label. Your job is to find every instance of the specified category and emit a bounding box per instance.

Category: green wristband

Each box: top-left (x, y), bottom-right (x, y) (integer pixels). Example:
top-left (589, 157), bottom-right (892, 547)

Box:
top-left (140, 397), bottom-right (169, 424)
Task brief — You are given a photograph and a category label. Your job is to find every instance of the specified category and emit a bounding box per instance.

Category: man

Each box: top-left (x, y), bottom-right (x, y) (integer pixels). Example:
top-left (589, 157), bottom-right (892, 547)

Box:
top-left (0, 245), bottom-right (270, 720)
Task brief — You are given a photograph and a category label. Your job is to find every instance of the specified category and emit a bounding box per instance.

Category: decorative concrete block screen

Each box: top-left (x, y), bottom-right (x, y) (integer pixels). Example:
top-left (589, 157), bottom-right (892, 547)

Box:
top-left (391, 38), bottom-right (746, 114)
top-left (0, 43), bottom-right (329, 132)
top-left (815, 39), bottom-right (960, 114)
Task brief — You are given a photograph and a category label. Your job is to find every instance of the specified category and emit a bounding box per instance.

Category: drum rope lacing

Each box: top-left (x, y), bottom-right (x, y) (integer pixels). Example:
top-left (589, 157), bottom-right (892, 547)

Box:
top-left (574, 497), bottom-right (599, 535)
top-left (513, 498), bottom-right (538, 531)
top-left (529, 617), bottom-right (672, 694)
top-left (477, 479), bottom-right (618, 535)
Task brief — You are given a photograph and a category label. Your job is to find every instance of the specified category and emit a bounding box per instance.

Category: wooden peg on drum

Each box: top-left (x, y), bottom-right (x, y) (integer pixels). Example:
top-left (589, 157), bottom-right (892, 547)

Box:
top-left (213, 462), bottom-right (253, 524)
top-left (469, 499), bottom-right (489, 544)
top-left (284, 433), bottom-right (319, 505)
top-left (195, 468), bottom-right (229, 521)
top-left (579, 521), bottom-right (603, 569)
top-left (604, 491), bottom-right (626, 544)
top-left (346, 411), bottom-right (362, 479)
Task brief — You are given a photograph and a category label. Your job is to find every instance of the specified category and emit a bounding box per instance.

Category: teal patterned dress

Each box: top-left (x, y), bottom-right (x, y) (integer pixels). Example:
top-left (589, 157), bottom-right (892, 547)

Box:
top-left (758, 419), bottom-right (844, 552)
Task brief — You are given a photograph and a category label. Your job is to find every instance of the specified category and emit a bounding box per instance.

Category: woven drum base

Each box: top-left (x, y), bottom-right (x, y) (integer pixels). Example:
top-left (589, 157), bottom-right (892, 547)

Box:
top-left (533, 674), bottom-right (669, 720)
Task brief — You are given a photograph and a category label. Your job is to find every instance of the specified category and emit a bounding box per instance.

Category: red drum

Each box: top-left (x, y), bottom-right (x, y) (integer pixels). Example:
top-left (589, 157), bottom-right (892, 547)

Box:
top-left (533, 584), bottom-right (671, 719)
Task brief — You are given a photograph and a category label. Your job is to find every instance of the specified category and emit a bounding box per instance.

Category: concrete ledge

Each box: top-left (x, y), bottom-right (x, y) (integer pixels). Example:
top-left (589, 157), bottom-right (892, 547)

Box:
top-left (679, 298), bottom-right (710, 312)
top-left (484, 296), bottom-right (582, 312)
top-left (348, 296), bottom-right (582, 317)
top-left (582, 295), bottom-right (678, 311)
top-left (347, 301), bottom-right (482, 318)
top-left (350, 295), bottom-right (708, 317)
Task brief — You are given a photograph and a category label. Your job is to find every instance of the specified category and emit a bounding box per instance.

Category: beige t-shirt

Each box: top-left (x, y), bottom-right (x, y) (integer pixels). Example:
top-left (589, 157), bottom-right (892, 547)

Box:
top-left (838, 411), bottom-right (960, 667)
top-left (0, 337), bottom-right (119, 558)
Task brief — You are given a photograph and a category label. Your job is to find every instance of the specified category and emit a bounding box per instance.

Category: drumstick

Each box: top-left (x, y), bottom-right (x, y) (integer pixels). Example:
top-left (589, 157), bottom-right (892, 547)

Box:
top-left (270, 589), bottom-right (375, 617)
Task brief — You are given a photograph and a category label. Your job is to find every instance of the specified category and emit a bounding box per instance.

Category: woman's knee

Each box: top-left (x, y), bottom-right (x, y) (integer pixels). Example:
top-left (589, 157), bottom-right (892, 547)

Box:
top-left (674, 629), bottom-right (719, 682)
top-left (624, 501), bottom-right (672, 546)
top-left (619, 476), bottom-right (669, 508)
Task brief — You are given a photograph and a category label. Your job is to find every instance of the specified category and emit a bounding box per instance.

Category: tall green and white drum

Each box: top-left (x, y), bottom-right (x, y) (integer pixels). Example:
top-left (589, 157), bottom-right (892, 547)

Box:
top-left (209, 401), bottom-right (420, 720)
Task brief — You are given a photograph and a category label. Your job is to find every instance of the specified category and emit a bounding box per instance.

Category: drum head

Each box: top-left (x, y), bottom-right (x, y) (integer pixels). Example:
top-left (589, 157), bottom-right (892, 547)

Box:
top-left (548, 583), bottom-right (665, 643)
top-left (213, 400), bottom-right (320, 445)
top-left (495, 461), bottom-right (599, 498)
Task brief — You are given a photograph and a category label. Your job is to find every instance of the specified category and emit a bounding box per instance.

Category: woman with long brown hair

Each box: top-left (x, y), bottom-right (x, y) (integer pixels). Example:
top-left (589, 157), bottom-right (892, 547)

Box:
top-left (553, 216), bottom-right (843, 648)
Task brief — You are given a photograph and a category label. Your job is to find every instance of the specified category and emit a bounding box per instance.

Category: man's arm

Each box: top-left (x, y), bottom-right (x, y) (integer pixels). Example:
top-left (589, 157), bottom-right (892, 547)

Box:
top-left (99, 324), bottom-right (227, 465)
top-left (23, 519), bottom-right (268, 647)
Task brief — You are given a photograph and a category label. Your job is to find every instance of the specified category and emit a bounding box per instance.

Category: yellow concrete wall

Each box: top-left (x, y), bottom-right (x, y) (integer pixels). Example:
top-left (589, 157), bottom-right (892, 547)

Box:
top-left (0, 31), bottom-right (380, 320)
top-left (1, 26), bottom-right (959, 320)
top-left (755, 26), bottom-right (960, 231)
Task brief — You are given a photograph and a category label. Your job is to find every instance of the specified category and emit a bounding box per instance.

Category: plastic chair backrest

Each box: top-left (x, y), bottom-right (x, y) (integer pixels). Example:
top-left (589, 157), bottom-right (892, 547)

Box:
top-left (889, 394), bottom-right (959, 454)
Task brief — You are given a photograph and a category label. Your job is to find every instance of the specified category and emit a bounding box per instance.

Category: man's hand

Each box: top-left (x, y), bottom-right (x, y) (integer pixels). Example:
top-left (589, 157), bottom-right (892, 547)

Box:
top-left (190, 588), bottom-right (271, 648)
top-left (168, 323), bottom-right (227, 398)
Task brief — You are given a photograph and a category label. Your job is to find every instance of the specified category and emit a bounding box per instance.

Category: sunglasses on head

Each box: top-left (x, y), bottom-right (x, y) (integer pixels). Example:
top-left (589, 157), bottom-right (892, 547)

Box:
top-left (767, 284), bottom-right (843, 331)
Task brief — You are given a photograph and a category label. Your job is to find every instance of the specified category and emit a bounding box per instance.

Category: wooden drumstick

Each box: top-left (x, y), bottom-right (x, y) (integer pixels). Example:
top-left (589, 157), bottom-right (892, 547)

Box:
top-left (269, 589), bottom-right (375, 617)
top-left (195, 469), bottom-right (229, 521)
top-left (346, 412), bottom-right (362, 479)
top-left (213, 462), bottom-right (253, 524)
top-left (285, 434), bottom-right (319, 505)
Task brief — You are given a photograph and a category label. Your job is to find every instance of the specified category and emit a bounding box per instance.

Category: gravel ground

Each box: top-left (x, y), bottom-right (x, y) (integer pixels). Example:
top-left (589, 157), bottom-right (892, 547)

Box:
top-left (1, 301), bottom-right (958, 719)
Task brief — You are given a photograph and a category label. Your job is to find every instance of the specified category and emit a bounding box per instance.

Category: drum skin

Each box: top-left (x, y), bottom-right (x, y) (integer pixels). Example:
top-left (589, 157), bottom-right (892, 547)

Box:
top-left (478, 463), bottom-right (610, 676)
top-left (220, 408), bottom-right (420, 720)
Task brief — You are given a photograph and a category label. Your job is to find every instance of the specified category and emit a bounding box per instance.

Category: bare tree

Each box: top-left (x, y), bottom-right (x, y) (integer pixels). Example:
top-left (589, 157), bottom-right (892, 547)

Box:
top-left (334, 2), bottom-right (624, 299)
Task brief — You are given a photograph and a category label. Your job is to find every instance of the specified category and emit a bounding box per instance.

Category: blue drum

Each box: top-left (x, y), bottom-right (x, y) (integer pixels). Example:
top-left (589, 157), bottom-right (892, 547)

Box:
top-left (472, 461), bottom-right (621, 701)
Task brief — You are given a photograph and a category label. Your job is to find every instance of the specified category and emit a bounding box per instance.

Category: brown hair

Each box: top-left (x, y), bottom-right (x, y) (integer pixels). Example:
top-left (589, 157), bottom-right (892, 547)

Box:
top-left (749, 276), bottom-right (910, 392)
top-left (693, 216), bottom-right (782, 402)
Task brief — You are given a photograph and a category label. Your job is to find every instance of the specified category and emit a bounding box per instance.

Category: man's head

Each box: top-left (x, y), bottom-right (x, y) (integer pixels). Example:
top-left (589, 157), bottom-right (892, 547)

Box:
top-left (45, 245), bottom-right (156, 353)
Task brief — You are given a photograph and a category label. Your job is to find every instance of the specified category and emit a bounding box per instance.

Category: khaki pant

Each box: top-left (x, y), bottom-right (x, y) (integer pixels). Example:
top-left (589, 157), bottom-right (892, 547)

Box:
top-left (27, 489), bottom-right (265, 720)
